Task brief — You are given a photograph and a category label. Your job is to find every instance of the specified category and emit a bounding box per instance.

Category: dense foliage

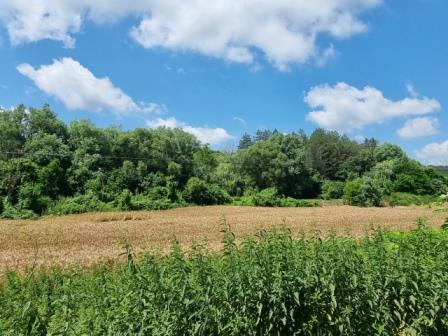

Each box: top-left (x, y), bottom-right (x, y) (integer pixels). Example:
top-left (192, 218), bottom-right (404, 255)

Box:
top-left (0, 105), bottom-right (447, 218)
top-left (433, 166), bottom-right (448, 177)
top-left (2, 224), bottom-right (448, 335)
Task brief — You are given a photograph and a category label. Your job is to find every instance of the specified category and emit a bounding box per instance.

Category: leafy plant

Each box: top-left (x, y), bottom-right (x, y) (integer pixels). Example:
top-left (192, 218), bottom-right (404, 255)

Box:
top-left (2, 226), bottom-right (448, 335)
top-left (320, 180), bottom-right (345, 200)
top-left (343, 177), bottom-right (383, 207)
top-left (252, 187), bottom-right (281, 207)
top-left (385, 192), bottom-right (439, 207)
top-left (182, 177), bottom-right (231, 205)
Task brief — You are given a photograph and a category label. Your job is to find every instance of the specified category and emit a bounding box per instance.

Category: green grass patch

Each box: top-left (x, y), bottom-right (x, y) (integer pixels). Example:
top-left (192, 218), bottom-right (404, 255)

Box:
top-left (384, 192), bottom-right (441, 207)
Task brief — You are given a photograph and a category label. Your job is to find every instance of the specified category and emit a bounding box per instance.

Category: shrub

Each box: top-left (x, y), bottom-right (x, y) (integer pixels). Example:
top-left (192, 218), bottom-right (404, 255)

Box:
top-left (47, 193), bottom-right (114, 216)
top-left (386, 192), bottom-right (438, 207)
top-left (343, 179), bottom-right (363, 205)
top-left (146, 186), bottom-right (171, 201)
top-left (182, 177), bottom-right (231, 205)
top-left (279, 197), bottom-right (321, 207)
top-left (320, 180), bottom-right (345, 200)
top-left (130, 193), bottom-right (178, 211)
top-left (231, 195), bottom-right (254, 206)
top-left (343, 177), bottom-right (382, 207)
top-left (0, 198), bottom-right (38, 219)
top-left (115, 189), bottom-right (132, 211)
top-left (232, 192), bottom-right (322, 208)
top-left (17, 183), bottom-right (51, 215)
top-left (252, 187), bottom-right (281, 207)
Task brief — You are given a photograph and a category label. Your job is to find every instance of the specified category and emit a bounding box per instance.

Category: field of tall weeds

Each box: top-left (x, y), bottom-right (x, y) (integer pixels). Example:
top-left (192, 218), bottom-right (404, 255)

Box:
top-left (1, 221), bottom-right (448, 335)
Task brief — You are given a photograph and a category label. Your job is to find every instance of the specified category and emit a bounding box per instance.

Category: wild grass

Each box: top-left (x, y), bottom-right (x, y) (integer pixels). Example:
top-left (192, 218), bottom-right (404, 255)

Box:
top-left (1, 222), bottom-right (448, 335)
top-left (385, 192), bottom-right (442, 207)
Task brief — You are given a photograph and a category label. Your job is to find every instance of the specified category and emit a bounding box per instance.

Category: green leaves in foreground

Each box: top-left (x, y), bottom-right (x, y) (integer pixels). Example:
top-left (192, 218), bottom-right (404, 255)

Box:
top-left (2, 226), bottom-right (448, 335)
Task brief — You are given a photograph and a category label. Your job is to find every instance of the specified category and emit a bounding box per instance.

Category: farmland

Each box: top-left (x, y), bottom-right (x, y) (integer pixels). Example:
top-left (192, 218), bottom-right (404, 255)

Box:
top-left (2, 218), bottom-right (448, 334)
top-left (1, 204), bottom-right (447, 273)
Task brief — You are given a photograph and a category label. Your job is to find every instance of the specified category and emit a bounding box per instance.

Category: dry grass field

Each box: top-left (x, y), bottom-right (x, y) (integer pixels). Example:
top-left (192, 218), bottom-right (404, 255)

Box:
top-left (1, 205), bottom-right (447, 273)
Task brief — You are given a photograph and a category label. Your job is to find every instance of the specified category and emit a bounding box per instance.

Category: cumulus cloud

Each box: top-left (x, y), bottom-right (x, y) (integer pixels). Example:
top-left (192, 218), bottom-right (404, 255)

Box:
top-left (416, 141), bottom-right (448, 165)
top-left (305, 82), bottom-right (440, 132)
top-left (130, 0), bottom-right (381, 69)
top-left (0, 0), bottom-right (149, 48)
top-left (397, 117), bottom-right (439, 139)
top-left (17, 57), bottom-right (162, 115)
top-left (147, 117), bottom-right (234, 145)
top-left (0, 0), bottom-right (381, 68)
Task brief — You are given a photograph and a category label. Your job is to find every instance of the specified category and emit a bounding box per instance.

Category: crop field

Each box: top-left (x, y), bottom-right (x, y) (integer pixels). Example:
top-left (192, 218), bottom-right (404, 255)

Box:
top-left (3, 222), bottom-right (448, 335)
top-left (1, 204), bottom-right (447, 273)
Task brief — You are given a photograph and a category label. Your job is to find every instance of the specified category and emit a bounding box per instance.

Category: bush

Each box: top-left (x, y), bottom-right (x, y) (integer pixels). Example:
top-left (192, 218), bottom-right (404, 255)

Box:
top-left (386, 192), bottom-right (439, 207)
top-left (343, 177), bottom-right (383, 207)
top-left (182, 177), bottom-right (231, 205)
top-left (252, 187), bottom-right (281, 207)
top-left (280, 197), bottom-right (321, 207)
top-left (115, 189), bottom-right (132, 211)
top-left (130, 193), bottom-right (179, 211)
top-left (231, 195), bottom-right (254, 206)
top-left (47, 193), bottom-right (114, 216)
top-left (232, 192), bottom-right (321, 208)
top-left (320, 180), bottom-right (345, 200)
top-left (17, 183), bottom-right (51, 215)
top-left (146, 186), bottom-right (171, 200)
top-left (0, 198), bottom-right (38, 219)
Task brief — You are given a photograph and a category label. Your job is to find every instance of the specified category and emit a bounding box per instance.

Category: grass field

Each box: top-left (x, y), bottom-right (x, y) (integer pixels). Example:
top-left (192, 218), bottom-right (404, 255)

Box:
top-left (1, 205), bottom-right (447, 273)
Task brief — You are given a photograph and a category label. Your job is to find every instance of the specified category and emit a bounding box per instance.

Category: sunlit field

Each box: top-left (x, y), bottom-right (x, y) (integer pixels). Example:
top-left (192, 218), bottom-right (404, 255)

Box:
top-left (1, 204), bottom-right (447, 273)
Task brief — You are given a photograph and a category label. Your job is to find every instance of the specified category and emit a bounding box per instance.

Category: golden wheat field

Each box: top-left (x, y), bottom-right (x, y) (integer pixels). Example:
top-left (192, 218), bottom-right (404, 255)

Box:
top-left (1, 205), bottom-right (447, 273)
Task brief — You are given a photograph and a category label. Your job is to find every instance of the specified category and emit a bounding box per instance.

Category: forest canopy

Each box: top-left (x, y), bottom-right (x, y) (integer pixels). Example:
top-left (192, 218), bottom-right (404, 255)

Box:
top-left (0, 105), bottom-right (447, 218)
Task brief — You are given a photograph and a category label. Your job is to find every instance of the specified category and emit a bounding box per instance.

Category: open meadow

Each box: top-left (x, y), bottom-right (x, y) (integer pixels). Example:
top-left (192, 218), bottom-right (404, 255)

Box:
top-left (1, 204), bottom-right (447, 273)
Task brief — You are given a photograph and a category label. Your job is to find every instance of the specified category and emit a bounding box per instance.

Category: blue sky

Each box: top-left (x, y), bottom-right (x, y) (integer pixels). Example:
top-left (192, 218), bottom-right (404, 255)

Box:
top-left (0, 0), bottom-right (447, 164)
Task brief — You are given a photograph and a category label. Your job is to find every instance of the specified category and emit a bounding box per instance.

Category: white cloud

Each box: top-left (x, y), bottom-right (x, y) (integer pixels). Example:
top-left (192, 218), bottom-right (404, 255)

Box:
top-left (416, 141), bottom-right (448, 165)
top-left (0, 0), bottom-right (149, 48)
top-left (130, 0), bottom-right (381, 70)
top-left (397, 117), bottom-right (439, 139)
top-left (233, 117), bottom-right (246, 125)
top-left (0, 0), bottom-right (381, 69)
top-left (406, 83), bottom-right (418, 98)
top-left (147, 117), bottom-right (234, 145)
top-left (305, 82), bottom-right (441, 132)
top-left (17, 57), bottom-right (161, 115)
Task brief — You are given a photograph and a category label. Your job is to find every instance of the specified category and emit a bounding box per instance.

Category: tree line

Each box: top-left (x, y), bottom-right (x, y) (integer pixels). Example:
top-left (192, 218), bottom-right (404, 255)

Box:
top-left (0, 105), bottom-right (447, 218)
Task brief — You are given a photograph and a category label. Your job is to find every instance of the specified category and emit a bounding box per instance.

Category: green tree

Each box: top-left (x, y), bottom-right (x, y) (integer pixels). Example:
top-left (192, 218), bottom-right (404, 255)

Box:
top-left (306, 129), bottom-right (361, 180)
top-left (374, 143), bottom-right (406, 163)
top-left (0, 105), bottom-right (27, 160)
top-left (238, 133), bottom-right (318, 198)
top-left (26, 104), bottom-right (68, 139)
top-left (238, 133), bottom-right (253, 150)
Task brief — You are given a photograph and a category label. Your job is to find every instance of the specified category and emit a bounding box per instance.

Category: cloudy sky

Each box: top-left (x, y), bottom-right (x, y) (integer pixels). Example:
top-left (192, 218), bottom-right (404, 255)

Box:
top-left (0, 0), bottom-right (447, 163)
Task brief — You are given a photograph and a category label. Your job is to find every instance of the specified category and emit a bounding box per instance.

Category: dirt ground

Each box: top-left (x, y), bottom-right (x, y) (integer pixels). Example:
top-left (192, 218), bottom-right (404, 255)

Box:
top-left (1, 205), bottom-right (447, 273)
